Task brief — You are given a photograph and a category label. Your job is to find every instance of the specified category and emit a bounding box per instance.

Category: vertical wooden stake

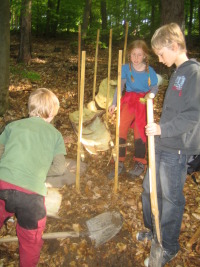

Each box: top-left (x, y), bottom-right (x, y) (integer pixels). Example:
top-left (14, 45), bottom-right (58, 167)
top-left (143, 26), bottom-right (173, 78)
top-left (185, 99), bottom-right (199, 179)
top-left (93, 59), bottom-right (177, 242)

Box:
top-left (114, 50), bottom-right (122, 193)
top-left (92, 29), bottom-right (100, 101)
top-left (123, 22), bottom-right (129, 65)
top-left (76, 51), bottom-right (86, 192)
top-left (78, 25), bottom-right (81, 107)
top-left (106, 29), bottom-right (112, 122)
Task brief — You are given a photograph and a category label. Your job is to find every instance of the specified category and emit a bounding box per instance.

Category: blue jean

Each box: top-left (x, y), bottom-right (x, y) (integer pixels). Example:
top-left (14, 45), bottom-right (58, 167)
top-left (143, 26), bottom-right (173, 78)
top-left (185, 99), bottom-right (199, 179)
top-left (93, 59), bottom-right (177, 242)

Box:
top-left (142, 147), bottom-right (188, 254)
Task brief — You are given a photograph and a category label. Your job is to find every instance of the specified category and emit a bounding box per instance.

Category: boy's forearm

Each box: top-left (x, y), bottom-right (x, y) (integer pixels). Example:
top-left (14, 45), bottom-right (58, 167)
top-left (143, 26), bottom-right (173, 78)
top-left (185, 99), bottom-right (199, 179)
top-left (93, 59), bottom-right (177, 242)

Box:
top-left (47, 154), bottom-right (66, 177)
top-left (150, 85), bottom-right (158, 96)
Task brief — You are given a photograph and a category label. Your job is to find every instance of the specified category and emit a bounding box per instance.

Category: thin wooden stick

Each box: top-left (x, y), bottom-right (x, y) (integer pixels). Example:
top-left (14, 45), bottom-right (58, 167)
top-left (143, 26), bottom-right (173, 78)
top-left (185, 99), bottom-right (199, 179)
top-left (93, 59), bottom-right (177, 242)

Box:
top-left (0, 231), bottom-right (80, 243)
top-left (123, 22), bottom-right (129, 65)
top-left (92, 29), bottom-right (100, 101)
top-left (114, 50), bottom-right (122, 193)
top-left (187, 226), bottom-right (200, 249)
top-left (78, 25), bottom-right (81, 106)
top-left (76, 51), bottom-right (86, 192)
top-left (106, 29), bottom-right (112, 122)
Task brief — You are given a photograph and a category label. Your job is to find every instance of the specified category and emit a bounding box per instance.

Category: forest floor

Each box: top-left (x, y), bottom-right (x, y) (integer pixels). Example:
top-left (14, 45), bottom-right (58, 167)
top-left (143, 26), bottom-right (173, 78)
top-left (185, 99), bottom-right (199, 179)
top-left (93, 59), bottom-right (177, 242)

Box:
top-left (0, 34), bottom-right (200, 267)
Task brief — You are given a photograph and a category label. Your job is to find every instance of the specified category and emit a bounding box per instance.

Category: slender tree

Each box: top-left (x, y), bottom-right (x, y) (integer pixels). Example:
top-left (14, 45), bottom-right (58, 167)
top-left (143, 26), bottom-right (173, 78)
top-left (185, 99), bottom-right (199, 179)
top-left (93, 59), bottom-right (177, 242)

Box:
top-left (100, 0), bottom-right (107, 42)
top-left (82, 0), bottom-right (92, 38)
top-left (199, 0), bottom-right (200, 35)
top-left (45, 0), bottom-right (54, 37)
top-left (101, 0), bottom-right (107, 30)
top-left (18, 0), bottom-right (32, 64)
top-left (52, 0), bottom-right (61, 36)
top-left (0, 0), bottom-right (10, 115)
top-left (188, 0), bottom-right (194, 38)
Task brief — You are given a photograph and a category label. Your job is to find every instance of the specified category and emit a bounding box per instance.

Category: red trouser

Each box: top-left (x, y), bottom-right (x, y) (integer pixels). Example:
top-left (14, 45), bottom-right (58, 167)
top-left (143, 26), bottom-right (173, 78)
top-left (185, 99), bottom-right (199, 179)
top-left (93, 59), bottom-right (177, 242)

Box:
top-left (119, 103), bottom-right (147, 164)
top-left (0, 181), bottom-right (46, 267)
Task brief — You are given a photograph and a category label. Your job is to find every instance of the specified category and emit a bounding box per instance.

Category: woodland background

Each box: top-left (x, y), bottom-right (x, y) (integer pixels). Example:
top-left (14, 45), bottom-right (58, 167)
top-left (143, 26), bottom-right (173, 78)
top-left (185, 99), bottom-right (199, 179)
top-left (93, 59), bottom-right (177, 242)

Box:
top-left (0, 0), bottom-right (200, 266)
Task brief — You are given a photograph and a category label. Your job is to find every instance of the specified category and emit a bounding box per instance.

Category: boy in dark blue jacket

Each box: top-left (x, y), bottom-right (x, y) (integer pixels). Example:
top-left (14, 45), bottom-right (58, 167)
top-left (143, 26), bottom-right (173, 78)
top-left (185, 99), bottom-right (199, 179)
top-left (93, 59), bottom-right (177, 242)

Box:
top-left (139, 23), bottom-right (200, 267)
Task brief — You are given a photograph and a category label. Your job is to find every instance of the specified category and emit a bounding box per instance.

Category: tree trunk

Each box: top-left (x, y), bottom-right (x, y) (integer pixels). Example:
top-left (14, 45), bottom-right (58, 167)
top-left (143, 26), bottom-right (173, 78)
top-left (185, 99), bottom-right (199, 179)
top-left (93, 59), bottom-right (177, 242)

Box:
top-left (18, 0), bottom-right (32, 64)
top-left (123, 0), bottom-right (127, 27)
top-left (101, 0), bottom-right (107, 30)
top-left (52, 0), bottom-right (61, 36)
top-left (150, 0), bottom-right (155, 36)
top-left (199, 0), bottom-right (200, 36)
top-left (45, 0), bottom-right (54, 37)
top-left (82, 0), bottom-right (92, 38)
top-left (100, 0), bottom-right (107, 43)
top-left (188, 0), bottom-right (194, 38)
top-left (161, 0), bottom-right (185, 29)
top-left (0, 0), bottom-right (10, 115)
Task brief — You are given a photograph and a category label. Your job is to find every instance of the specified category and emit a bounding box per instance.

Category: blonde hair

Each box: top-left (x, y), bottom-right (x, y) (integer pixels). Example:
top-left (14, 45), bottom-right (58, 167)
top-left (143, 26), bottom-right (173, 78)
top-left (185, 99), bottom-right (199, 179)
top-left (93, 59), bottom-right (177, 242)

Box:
top-left (28, 88), bottom-right (60, 118)
top-left (127, 40), bottom-right (151, 86)
top-left (151, 23), bottom-right (186, 52)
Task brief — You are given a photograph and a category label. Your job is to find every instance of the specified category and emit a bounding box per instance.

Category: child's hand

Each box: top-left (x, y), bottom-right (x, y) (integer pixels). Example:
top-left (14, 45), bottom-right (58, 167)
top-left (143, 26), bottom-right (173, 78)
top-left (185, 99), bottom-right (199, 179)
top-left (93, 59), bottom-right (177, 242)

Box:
top-left (108, 105), bottom-right (116, 115)
top-left (139, 98), bottom-right (146, 104)
top-left (145, 123), bottom-right (161, 136)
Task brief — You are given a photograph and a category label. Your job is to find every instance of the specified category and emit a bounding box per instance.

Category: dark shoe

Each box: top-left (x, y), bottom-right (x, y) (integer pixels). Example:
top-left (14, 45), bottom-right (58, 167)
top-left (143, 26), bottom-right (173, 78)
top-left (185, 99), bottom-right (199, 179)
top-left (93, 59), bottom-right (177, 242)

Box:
top-left (128, 162), bottom-right (145, 177)
top-left (144, 249), bottom-right (178, 267)
top-left (107, 162), bottom-right (125, 180)
top-left (161, 249), bottom-right (178, 266)
top-left (136, 230), bottom-right (153, 241)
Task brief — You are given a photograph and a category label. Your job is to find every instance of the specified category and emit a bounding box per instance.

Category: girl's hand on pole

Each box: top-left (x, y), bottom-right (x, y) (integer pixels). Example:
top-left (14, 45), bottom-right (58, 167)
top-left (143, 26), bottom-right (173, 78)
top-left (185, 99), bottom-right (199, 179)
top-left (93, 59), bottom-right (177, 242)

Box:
top-left (108, 105), bottom-right (116, 115)
top-left (145, 123), bottom-right (161, 136)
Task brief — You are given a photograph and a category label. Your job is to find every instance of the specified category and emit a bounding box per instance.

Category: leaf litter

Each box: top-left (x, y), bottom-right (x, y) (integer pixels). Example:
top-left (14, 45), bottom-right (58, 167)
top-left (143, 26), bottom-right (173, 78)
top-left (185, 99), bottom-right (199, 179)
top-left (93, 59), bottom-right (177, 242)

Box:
top-left (0, 35), bottom-right (200, 267)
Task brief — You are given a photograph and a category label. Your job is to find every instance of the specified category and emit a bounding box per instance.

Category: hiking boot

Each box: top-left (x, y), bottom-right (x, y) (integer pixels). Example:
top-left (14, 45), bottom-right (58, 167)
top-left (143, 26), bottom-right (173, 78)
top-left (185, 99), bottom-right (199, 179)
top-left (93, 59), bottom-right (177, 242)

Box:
top-left (136, 230), bottom-right (153, 242)
top-left (128, 162), bottom-right (145, 178)
top-left (144, 249), bottom-right (178, 267)
top-left (107, 162), bottom-right (125, 180)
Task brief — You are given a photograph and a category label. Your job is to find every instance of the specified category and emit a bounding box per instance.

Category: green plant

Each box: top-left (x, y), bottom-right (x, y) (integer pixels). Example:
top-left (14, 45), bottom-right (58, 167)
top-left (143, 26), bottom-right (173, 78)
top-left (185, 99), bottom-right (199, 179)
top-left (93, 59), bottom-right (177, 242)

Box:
top-left (10, 66), bottom-right (41, 82)
top-left (21, 70), bottom-right (41, 81)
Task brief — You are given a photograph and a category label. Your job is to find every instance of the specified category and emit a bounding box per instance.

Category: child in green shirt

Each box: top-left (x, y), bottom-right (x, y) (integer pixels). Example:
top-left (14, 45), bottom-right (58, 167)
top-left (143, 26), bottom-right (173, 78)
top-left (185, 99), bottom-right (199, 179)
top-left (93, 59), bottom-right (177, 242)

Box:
top-left (0, 88), bottom-right (66, 266)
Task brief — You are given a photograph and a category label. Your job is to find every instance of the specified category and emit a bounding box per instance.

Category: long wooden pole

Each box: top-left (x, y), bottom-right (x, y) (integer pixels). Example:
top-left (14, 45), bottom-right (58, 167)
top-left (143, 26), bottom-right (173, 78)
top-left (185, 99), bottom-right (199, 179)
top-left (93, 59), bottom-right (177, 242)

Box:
top-left (76, 51), bottom-right (86, 192)
top-left (123, 22), bottom-right (129, 65)
top-left (0, 232), bottom-right (80, 243)
top-left (114, 50), bottom-right (122, 193)
top-left (92, 29), bottom-right (100, 101)
top-left (146, 93), bottom-right (161, 243)
top-left (106, 29), bottom-right (112, 122)
top-left (78, 25), bottom-right (81, 106)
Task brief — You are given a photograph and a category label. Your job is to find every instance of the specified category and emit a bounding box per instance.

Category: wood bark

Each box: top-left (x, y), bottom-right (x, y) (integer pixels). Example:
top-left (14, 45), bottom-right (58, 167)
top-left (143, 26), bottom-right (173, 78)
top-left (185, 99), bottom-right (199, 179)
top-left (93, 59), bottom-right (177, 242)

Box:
top-left (199, 0), bottom-right (200, 36)
top-left (101, 0), bottom-right (107, 30)
top-left (82, 0), bottom-right (92, 38)
top-left (100, 0), bottom-right (107, 43)
top-left (52, 0), bottom-right (61, 36)
top-left (18, 0), bottom-right (32, 64)
top-left (161, 0), bottom-right (185, 29)
top-left (188, 0), bottom-right (194, 38)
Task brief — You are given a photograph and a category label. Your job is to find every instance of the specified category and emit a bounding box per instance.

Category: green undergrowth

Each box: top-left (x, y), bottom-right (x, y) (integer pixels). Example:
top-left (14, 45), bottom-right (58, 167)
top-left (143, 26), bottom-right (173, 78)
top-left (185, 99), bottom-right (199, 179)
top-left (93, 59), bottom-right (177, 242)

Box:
top-left (10, 65), bottom-right (41, 82)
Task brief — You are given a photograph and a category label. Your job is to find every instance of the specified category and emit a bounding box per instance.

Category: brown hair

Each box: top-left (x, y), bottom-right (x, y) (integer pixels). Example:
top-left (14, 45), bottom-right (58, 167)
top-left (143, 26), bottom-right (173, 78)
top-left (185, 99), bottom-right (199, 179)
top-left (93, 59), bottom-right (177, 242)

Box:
top-left (28, 88), bottom-right (60, 118)
top-left (151, 23), bottom-right (186, 52)
top-left (127, 40), bottom-right (151, 86)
